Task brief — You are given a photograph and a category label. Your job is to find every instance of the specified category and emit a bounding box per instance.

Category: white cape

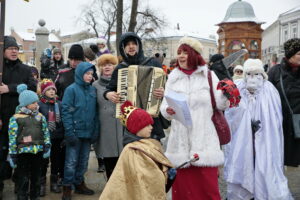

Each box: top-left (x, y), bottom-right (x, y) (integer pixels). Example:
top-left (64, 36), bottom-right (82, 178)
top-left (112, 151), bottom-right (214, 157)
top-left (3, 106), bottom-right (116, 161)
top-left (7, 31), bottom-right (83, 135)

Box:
top-left (224, 80), bottom-right (293, 200)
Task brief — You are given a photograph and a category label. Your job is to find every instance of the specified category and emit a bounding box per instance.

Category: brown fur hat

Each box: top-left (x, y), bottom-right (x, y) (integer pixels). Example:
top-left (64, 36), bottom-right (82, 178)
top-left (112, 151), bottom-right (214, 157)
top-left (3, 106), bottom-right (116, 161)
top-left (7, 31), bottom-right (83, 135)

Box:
top-left (97, 54), bottom-right (118, 67)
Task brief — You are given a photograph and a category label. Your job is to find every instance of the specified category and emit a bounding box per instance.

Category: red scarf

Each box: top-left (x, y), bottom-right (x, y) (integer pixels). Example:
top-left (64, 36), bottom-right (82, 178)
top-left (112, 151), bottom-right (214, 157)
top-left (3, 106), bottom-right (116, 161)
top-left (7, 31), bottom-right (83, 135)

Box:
top-left (178, 67), bottom-right (197, 75)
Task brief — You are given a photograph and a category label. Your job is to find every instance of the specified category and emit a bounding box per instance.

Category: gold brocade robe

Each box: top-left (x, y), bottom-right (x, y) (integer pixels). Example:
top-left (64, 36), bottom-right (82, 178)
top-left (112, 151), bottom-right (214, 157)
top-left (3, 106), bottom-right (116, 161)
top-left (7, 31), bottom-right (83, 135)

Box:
top-left (99, 138), bottom-right (174, 200)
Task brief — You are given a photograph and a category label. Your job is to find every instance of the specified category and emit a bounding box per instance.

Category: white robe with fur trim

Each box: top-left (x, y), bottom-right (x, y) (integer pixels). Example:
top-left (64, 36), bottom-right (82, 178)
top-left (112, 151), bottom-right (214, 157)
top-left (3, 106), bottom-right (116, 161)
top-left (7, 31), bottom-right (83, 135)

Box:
top-left (224, 80), bottom-right (293, 200)
top-left (160, 65), bottom-right (229, 167)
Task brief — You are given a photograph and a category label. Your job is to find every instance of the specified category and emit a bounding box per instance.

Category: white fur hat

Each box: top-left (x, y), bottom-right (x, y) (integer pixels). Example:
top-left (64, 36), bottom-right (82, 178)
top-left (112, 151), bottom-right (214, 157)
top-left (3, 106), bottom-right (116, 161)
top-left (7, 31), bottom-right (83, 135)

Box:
top-left (178, 36), bottom-right (203, 54)
top-left (233, 65), bottom-right (243, 73)
top-left (243, 59), bottom-right (268, 79)
top-left (97, 37), bottom-right (107, 45)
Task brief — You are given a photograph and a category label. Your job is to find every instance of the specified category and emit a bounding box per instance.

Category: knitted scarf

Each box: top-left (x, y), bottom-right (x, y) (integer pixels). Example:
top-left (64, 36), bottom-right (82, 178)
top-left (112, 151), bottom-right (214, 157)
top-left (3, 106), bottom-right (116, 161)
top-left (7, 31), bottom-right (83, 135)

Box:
top-left (40, 95), bottom-right (61, 132)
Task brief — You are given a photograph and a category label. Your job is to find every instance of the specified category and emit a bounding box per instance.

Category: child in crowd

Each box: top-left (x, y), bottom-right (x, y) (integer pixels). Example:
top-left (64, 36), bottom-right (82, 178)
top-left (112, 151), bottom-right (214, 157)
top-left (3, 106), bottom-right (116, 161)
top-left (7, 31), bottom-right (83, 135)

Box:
top-left (99, 101), bottom-right (174, 200)
top-left (38, 79), bottom-right (65, 196)
top-left (61, 62), bottom-right (99, 200)
top-left (8, 84), bottom-right (51, 200)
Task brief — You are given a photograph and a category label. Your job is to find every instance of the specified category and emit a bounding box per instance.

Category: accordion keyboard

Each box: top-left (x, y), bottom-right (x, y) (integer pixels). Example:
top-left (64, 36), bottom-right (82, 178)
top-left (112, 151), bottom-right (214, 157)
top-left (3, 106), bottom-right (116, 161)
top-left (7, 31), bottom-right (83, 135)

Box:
top-left (116, 68), bottom-right (129, 118)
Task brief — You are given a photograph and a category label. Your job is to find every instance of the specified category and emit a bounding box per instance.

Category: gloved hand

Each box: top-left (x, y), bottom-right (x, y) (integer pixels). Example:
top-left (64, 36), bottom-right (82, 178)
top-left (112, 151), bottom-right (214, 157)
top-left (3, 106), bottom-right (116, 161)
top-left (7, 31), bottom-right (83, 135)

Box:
top-left (65, 135), bottom-right (79, 146)
top-left (217, 79), bottom-right (241, 107)
top-left (166, 168), bottom-right (177, 192)
top-left (8, 154), bottom-right (18, 169)
top-left (167, 168), bottom-right (177, 180)
top-left (43, 48), bottom-right (52, 58)
top-left (43, 144), bottom-right (51, 158)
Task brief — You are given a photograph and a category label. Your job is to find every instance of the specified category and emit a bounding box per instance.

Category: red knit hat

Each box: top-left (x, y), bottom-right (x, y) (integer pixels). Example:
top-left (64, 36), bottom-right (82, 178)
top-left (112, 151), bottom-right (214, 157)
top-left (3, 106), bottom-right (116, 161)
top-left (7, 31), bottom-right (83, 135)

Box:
top-left (40, 79), bottom-right (57, 95)
top-left (120, 101), bottom-right (154, 134)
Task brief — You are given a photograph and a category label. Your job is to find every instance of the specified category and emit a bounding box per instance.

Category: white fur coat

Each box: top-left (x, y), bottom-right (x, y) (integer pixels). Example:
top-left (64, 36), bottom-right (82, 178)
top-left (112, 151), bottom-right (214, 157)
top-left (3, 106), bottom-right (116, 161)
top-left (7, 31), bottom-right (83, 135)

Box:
top-left (160, 65), bottom-right (229, 167)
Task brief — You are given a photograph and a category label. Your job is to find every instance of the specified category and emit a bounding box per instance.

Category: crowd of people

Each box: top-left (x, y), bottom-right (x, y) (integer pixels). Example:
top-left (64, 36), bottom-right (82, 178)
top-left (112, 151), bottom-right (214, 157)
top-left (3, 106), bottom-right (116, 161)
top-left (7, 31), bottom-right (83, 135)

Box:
top-left (0, 33), bottom-right (299, 200)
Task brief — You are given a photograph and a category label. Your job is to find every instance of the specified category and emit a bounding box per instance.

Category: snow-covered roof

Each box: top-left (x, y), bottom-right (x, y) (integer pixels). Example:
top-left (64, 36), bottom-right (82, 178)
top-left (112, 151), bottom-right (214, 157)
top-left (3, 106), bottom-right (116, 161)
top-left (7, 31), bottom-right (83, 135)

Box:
top-left (219, 0), bottom-right (263, 24)
top-left (63, 35), bottom-right (117, 48)
top-left (16, 31), bottom-right (60, 42)
top-left (279, 5), bottom-right (300, 17)
top-left (155, 28), bottom-right (216, 43)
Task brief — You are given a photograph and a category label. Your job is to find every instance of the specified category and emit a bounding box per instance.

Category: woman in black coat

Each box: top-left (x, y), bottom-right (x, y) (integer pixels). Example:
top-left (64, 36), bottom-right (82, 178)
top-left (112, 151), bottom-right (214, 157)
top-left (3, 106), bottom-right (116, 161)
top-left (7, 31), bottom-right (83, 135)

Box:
top-left (268, 38), bottom-right (300, 167)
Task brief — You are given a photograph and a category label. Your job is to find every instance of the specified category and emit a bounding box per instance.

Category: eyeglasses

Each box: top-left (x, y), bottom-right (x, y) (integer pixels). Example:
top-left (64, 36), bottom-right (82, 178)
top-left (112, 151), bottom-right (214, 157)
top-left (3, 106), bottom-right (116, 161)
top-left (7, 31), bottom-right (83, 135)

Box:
top-left (6, 47), bottom-right (19, 51)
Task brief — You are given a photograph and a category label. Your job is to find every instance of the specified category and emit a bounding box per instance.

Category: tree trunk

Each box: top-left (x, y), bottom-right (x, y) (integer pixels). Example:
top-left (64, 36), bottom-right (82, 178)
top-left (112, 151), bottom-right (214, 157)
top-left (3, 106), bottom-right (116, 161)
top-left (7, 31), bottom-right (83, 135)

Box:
top-left (128, 0), bottom-right (138, 32)
top-left (116, 0), bottom-right (123, 56)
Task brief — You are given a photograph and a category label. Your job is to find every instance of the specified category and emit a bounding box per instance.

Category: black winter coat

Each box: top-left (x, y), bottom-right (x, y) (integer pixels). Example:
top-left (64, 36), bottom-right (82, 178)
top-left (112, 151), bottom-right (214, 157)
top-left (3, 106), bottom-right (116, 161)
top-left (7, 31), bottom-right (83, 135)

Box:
top-left (0, 59), bottom-right (37, 160)
top-left (40, 55), bottom-right (64, 81)
top-left (268, 59), bottom-right (300, 167)
top-left (55, 63), bottom-right (75, 100)
top-left (104, 32), bottom-right (165, 140)
top-left (38, 100), bottom-right (64, 139)
top-left (55, 63), bottom-right (98, 100)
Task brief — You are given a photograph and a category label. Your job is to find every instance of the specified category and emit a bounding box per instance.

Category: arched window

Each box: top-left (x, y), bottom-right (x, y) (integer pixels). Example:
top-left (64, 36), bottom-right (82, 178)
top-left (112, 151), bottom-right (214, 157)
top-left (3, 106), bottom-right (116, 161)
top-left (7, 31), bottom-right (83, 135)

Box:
top-left (250, 40), bottom-right (258, 50)
top-left (229, 40), bottom-right (244, 50)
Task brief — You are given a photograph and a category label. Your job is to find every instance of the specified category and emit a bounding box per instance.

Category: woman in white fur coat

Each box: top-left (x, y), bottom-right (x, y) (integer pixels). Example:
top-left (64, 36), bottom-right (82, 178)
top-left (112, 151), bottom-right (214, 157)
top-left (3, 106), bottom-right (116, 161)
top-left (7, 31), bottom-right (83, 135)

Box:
top-left (160, 37), bottom-right (231, 200)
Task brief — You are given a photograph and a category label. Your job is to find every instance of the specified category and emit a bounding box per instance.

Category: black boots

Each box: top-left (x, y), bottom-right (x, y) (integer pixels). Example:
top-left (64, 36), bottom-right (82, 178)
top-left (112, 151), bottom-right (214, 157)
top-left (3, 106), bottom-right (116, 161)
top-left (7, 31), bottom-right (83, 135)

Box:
top-left (75, 182), bottom-right (94, 195)
top-left (62, 186), bottom-right (72, 200)
top-left (97, 158), bottom-right (105, 173)
top-left (39, 176), bottom-right (46, 197)
top-left (50, 174), bottom-right (62, 193)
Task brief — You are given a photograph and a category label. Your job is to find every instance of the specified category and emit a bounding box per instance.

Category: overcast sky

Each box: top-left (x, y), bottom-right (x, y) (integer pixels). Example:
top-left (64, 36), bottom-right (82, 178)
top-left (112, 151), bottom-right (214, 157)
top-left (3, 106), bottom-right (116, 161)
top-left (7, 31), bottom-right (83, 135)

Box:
top-left (5, 0), bottom-right (300, 38)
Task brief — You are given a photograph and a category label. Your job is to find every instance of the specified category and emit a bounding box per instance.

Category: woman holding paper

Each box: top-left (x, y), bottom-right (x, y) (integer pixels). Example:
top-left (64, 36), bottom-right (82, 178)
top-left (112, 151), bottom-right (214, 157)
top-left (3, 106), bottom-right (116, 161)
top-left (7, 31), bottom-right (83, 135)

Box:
top-left (160, 36), bottom-right (238, 200)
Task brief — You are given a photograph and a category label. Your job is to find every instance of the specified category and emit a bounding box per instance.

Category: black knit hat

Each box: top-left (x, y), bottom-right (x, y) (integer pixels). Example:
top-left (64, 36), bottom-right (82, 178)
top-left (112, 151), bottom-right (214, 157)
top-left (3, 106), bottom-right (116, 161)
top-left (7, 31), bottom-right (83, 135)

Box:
top-left (284, 38), bottom-right (300, 59)
top-left (209, 54), bottom-right (224, 64)
top-left (4, 36), bottom-right (19, 50)
top-left (68, 44), bottom-right (84, 60)
top-left (90, 44), bottom-right (99, 54)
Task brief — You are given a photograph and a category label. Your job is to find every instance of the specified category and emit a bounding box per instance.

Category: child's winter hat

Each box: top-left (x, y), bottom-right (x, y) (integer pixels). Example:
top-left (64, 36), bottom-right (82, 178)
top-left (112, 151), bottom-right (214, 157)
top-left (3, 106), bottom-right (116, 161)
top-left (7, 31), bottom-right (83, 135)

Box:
top-left (120, 101), bottom-right (154, 134)
top-left (17, 84), bottom-right (39, 107)
top-left (243, 59), bottom-right (268, 79)
top-left (40, 79), bottom-right (57, 95)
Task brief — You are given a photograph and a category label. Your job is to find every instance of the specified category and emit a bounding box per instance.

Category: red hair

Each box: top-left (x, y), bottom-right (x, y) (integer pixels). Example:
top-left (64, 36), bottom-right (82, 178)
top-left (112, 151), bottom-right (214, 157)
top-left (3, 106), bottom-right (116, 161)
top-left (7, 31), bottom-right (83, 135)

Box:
top-left (176, 44), bottom-right (206, 69)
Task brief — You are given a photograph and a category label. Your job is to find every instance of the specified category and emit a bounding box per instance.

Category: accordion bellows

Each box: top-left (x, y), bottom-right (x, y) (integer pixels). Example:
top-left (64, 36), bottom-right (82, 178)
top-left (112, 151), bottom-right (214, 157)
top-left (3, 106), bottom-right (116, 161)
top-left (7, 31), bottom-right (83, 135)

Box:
top-left (116, 65), bottom-right (166, 118)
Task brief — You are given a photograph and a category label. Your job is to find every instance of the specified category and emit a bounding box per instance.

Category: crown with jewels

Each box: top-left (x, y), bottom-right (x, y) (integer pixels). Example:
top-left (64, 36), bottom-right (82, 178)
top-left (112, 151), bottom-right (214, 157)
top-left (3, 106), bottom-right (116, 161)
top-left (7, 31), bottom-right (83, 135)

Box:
top-left (120, 103), bottom-right (138, 126)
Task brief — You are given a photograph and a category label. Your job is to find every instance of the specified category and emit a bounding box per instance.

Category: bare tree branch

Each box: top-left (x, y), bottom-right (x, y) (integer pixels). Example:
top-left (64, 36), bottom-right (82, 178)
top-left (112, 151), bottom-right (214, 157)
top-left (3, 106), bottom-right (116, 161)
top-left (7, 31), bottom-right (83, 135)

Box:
top-left (128, 0), bottom-right (138, 32)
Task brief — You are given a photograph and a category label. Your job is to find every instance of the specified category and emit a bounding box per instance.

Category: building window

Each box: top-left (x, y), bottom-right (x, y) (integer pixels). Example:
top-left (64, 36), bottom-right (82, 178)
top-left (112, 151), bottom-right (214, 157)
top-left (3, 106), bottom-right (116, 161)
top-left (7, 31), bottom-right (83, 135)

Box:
top-left (249, 51), bottom-right (258, 59)
top-left (250, 40), bottom-right (258, 50)
top-left (282, 26), bottom-right (289, 42)
top-left (29, 44), bottom-right (35, 51)
top-left (291, 23), bottom-right (298, 38)
top-left (229, 40), bottom-right (244, 50)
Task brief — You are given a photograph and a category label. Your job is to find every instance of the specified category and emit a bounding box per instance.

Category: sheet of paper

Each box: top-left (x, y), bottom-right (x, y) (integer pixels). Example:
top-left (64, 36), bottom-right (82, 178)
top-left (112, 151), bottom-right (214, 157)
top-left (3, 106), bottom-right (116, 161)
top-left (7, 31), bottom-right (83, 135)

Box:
top-left (165, 90), bottom-right (193, 128)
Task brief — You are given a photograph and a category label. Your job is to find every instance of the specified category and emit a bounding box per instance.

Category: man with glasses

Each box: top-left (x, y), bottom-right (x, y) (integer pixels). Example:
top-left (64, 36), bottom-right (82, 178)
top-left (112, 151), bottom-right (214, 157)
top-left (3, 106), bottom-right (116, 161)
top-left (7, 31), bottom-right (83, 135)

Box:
top-left (0, 36), bottom-right (37, 199)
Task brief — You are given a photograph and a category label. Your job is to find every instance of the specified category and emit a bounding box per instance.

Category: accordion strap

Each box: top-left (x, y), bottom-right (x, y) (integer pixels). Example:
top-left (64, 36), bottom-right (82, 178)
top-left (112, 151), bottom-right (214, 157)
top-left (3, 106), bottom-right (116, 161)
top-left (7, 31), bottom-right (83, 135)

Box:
top-left (120, 57), bottom-right (154, 67)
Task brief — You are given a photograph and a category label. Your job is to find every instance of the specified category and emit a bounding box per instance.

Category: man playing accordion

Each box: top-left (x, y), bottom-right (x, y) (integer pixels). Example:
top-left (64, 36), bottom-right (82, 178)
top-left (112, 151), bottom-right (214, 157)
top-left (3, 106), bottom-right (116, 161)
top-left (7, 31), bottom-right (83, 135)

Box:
top-left (103, 32), bottom-right (166, 142)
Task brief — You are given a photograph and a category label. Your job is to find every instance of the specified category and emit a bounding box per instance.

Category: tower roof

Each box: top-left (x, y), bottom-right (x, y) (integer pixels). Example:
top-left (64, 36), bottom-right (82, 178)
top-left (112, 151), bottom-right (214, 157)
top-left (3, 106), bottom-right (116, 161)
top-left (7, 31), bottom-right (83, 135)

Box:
top-left (220, 0), bottom-right (263, 24)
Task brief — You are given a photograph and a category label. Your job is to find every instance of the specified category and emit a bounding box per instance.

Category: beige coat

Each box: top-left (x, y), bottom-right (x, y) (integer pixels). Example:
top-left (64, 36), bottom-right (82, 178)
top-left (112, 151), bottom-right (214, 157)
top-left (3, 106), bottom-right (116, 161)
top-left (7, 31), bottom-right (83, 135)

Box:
top-left (99, 138), bottom-right (174, 200)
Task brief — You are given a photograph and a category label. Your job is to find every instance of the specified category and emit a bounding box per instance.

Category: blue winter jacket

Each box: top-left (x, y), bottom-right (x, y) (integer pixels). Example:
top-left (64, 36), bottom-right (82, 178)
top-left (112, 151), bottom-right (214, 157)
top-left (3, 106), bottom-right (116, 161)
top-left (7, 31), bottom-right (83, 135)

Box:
top-left (62, 62), bottom-right (99, 139)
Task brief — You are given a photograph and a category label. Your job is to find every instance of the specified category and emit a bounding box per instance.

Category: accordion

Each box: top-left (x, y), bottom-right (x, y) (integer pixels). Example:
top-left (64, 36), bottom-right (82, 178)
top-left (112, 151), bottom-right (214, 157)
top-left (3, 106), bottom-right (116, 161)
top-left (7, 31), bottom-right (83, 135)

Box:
top-left (116, 65), bottom-right (166, 118)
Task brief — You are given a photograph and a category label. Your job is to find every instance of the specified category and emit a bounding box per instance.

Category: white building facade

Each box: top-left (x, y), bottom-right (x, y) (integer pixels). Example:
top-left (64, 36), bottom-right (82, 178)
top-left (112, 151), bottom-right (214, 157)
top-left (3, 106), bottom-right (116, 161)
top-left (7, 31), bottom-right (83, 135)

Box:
top-left (262, 6), bottom-right (300, 67)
